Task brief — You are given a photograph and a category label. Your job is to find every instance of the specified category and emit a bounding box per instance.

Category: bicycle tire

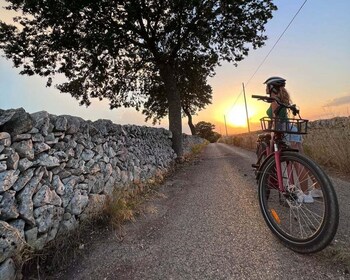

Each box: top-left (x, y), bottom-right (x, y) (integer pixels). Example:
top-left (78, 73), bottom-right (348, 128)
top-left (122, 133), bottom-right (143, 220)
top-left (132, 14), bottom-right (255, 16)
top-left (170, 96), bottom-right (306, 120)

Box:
top-left (258, 151), bottom-right (339, 253)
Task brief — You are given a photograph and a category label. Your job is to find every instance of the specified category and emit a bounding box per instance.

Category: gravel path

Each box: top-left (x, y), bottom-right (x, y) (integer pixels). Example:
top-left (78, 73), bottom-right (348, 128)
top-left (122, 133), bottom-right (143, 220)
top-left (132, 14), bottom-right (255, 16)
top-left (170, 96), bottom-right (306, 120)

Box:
top-left (50, 143), bottom-right (350, 280)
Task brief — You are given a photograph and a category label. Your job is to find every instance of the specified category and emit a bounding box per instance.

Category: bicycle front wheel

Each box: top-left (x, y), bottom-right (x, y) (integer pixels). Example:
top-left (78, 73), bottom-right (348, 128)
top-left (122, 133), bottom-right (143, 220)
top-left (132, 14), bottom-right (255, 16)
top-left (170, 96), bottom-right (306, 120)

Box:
top-left (258, 151), bottom-right (339, 253)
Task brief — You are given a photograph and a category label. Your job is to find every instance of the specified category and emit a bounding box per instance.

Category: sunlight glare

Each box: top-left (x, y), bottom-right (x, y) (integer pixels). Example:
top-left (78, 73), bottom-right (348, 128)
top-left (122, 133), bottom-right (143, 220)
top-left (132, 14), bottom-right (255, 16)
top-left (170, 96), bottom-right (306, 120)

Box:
top-left (227, 106), bottom-right (255, 127)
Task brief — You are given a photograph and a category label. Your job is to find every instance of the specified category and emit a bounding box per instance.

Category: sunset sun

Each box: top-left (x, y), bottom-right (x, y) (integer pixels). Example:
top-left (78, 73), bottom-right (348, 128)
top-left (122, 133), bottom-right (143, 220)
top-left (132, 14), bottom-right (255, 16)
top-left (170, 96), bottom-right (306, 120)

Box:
top-left (227, 106), bottom-right (255, 127)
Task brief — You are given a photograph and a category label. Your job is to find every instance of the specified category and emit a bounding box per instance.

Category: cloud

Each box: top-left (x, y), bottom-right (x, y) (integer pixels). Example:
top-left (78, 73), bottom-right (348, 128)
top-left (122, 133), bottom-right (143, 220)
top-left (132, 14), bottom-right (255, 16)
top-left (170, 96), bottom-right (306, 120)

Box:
top-left (324, 94), bottom-right (350, 107)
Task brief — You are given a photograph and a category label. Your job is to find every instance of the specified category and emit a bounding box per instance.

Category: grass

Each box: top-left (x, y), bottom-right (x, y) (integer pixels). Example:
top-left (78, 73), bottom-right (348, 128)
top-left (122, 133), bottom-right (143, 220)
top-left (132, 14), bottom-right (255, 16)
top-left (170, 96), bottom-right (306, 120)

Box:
top-left (219, 122), bottom-right (350, 177)
top-left (21, 218), bottom-right (101, 279)
top-left (303, 126), bottom-right (350, 174)
top-left (190, 141), bottom-right (209, 156)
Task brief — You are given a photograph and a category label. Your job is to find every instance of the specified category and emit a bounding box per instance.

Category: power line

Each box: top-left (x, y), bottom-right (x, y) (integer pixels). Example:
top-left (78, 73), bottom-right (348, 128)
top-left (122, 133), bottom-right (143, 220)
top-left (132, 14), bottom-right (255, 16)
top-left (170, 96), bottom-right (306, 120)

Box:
top-left (227, 0), bottom-right (308, 113)
top-left (245, 0), bottom-right (308, 86)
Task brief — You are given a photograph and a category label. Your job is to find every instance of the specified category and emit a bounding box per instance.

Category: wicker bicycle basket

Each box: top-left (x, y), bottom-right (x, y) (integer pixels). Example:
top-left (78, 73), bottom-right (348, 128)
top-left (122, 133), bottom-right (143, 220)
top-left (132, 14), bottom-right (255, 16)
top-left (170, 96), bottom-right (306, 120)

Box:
top-left (260, 117), bottom-right (308, 134)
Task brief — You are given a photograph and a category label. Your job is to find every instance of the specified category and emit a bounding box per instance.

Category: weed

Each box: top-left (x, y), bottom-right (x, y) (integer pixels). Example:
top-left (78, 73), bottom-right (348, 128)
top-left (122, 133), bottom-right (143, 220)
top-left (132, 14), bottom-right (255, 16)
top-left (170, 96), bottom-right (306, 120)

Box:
top-left (21, 218), bottom-right (105, 278)
top-left (190, 142), bottom-right (208, 155)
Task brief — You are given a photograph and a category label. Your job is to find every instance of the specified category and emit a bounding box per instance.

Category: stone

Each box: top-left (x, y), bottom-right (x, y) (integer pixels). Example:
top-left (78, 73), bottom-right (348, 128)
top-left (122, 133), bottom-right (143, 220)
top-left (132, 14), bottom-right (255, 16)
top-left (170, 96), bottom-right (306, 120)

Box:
top-left (0, 258), bottom-right (16, 280)
top-left (55, 116), bottom-right (68, 131)
top-left (61, 184), bottom-right (75, 208)
top-left (89, 163), bottom-right (100, 174)
top-left (17, 168), bottom-right (44, 225)
top-left (53, 151), bottom-right (69, 162)
top-left (34, 205), bottom-right (64, 233)
top-left (51, 163), bottom-right (66, 175)
top-left (0, 170), bottom-right (20, 193)
top-left (44, 133), bottom-right (58, 145)
top-left (8, 219), bottom-right (25, 240)
top-left (0, 221), bottom-right (25, 263)
top-left (90, 173), bottom-right (104, 194)
top-left (18, 158), bottom-right (33, 172)
top-left (24, 227), bottom-right (48, 250)
top-left (52, 175), bottom-right (65, 195)
top-left (65, 115), bottom-right (82, 134)
top-left (33, 185), bottom-right (62, 207)
top-left (12, 168), bottom-right (34, 191)
top-left (31, 111), bottom-right (50, 136)
top-left (63, 212), bottom-right (71, 220)
top-left (81, 149), bottom-right (95, 161)
top-left (12, 133), bottom-right (31, 142)
top-left (32, 133), bottom-right (44, 142)
top-left (34, 153), bottom-right (60, 168)
top-left (0, 132), bottom-right (11, 147)
top-left (66, 190), bottom-right (89, 215)
top-left (4, 151), bottom-right (19, 170)
top-left (66, 158), bottom-right (79, 169)
top-left (28, 127), bottom-right (39, 134)
top-left (103, 175), bottom-right (116, 195)
top-left (12, 139), bottom-right (34, 160)
top-left (34, 142), bottom-right (51, 155)
top-left (75, 143), bottom-right (84, 158)
top-left (0, 108), bottom-right (34, 136)
top-left (0, 191), bottom-right (19, 220)
top-left (0, 162), bottom-right (6, 171)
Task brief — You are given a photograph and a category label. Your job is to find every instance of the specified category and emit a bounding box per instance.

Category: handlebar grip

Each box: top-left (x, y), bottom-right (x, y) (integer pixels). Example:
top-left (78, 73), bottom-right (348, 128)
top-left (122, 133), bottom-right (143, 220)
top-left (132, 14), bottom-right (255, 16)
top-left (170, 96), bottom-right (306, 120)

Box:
top-left (251, 95), bottom-right (266, 99)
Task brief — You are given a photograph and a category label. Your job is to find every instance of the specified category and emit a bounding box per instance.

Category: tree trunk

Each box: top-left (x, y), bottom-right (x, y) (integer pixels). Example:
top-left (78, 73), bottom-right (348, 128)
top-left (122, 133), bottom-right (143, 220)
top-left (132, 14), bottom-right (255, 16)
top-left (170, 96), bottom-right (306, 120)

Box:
top-left (159, 64), bottom-right (183, 157)
top-left (183, 107), bottom-right (196, 135)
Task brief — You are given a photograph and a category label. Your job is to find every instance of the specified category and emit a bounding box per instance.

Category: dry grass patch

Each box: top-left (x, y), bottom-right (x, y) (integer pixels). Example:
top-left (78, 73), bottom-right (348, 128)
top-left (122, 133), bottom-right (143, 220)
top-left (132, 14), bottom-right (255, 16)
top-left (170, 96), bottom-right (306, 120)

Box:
top-left (303, 127), bottom-right (350, 174)
top-left (21, 218), bottom-right (104, 278)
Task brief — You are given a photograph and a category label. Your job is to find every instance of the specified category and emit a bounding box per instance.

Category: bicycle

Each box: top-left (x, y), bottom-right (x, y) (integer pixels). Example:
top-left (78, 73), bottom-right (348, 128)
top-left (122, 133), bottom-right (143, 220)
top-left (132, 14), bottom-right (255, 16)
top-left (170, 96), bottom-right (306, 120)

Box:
top-left (251, 94), bottom-right (339, 253)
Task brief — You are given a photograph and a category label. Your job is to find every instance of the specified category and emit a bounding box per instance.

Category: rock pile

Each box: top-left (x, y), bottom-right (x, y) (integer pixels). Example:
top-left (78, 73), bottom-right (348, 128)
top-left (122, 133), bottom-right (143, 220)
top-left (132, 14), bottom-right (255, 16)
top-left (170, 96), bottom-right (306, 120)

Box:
top-left (0, 108), bottom-right (205, 279)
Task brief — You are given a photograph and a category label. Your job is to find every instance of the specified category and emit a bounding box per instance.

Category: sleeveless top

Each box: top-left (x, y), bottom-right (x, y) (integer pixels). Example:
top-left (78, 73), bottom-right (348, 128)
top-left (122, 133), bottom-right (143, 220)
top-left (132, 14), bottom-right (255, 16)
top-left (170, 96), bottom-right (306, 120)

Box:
top-left (266, 105), bottom-right (288, 119)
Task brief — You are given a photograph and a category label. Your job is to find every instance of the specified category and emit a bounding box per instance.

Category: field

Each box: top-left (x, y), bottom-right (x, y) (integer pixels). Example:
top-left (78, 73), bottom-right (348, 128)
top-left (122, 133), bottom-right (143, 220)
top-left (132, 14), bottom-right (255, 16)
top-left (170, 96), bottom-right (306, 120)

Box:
top-left (219, 117), bottom-right (350, 176)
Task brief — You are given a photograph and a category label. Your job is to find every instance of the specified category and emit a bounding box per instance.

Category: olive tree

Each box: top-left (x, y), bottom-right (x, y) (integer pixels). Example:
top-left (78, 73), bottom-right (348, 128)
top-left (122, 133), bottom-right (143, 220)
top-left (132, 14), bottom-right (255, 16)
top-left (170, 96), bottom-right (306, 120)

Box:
top-left (0, 0), bottom-right (276, 156)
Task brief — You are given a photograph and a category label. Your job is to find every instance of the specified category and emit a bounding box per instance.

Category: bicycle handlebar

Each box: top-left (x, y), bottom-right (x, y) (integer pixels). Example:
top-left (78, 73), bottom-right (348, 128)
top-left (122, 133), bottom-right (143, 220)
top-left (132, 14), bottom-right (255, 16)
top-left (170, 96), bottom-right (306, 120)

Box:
top-left (251, 95), bottom-right (300, 116)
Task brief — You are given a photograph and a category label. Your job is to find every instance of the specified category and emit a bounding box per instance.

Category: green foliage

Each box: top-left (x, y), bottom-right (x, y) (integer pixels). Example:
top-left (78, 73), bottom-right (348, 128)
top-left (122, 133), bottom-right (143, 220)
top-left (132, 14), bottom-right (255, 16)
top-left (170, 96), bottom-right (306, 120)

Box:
top-left (195, 121), bottom-right (221, 143)
top-left (142, 55), bottom-right (214, 134)
top-left (0, 0), bottom-right (277, 155)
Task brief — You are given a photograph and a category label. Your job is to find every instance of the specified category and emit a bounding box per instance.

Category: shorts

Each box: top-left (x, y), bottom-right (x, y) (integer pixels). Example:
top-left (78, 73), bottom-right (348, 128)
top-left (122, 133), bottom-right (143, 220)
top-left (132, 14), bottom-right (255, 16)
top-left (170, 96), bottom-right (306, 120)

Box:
top-left (284, 125), bottom-right (302, 143)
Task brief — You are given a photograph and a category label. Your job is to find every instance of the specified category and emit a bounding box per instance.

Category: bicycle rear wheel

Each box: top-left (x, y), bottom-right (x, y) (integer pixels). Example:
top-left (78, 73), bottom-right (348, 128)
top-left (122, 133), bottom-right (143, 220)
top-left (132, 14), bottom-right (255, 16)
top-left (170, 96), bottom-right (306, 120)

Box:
top-left (258, 151), bottom-right (339, 253)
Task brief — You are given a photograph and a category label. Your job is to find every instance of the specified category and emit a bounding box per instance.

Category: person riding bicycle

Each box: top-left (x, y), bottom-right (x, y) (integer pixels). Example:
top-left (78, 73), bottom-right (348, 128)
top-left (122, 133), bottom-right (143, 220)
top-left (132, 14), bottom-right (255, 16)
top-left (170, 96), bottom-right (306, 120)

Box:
top-left (264, 76), bottom-right (322, 202)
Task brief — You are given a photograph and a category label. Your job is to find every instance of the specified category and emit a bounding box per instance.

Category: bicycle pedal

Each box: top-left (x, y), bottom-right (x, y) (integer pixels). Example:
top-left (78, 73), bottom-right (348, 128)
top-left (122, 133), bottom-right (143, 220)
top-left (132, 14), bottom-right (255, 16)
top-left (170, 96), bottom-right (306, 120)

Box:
top-left (252, 164), bottom-right (259, 168)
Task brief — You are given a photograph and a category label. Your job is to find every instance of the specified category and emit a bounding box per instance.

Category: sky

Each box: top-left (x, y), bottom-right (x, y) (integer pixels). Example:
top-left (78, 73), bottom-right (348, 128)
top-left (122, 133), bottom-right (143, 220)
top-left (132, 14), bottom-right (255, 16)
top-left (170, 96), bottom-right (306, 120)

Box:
top-left (1, 0), bottom-right (350, 135)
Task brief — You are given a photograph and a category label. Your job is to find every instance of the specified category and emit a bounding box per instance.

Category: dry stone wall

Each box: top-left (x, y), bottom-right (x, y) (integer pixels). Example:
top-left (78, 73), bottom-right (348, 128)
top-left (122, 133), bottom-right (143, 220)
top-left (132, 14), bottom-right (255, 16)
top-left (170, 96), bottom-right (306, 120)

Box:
top-left (0, 108), bottom-right (206, 279)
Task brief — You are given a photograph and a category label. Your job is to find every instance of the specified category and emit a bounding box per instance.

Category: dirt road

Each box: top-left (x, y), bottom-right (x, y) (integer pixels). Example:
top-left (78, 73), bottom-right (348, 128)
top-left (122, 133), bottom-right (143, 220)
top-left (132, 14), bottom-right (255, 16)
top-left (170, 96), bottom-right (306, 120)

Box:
top-left (50, 143), bottom-right (350, 280)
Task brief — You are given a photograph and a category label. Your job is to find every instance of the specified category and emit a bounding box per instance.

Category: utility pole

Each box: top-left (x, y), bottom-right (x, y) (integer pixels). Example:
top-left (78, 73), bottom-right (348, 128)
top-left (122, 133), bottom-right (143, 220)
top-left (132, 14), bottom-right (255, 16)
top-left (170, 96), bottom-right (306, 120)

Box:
top-left (242, 83), bottom-right (251, 133)
top-left (224, 115), bottom-right (228, 136)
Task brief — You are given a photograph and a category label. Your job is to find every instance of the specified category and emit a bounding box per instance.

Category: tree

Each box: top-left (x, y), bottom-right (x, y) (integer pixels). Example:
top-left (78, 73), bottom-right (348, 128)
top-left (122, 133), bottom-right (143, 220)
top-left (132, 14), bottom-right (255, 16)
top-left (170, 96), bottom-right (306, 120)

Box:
top-left (142, 54), bottom-right (214, 135)
top-left (195, 121), bottom-right (221, 143)
top-left (0, 0), bottom-right (277, 156)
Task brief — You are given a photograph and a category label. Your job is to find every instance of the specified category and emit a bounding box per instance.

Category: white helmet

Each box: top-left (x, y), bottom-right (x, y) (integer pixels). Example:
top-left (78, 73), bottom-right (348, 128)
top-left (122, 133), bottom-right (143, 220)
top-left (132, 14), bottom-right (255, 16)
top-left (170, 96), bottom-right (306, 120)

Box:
top-left (264, 76), bottom-right (286, 87)
top-left (264, 76), bottom-right (286, 94)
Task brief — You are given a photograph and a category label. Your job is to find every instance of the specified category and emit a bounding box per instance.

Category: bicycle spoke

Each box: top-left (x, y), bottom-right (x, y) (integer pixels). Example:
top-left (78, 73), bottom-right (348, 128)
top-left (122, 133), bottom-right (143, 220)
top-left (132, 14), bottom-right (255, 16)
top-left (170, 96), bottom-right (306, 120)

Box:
top-left (260, 153), bottom-right (329, 242)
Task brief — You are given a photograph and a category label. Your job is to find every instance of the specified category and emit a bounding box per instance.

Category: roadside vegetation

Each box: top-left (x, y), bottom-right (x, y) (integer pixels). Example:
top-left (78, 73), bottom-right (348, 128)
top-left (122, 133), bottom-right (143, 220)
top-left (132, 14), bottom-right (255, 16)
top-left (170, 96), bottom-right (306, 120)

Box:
top-left (218, 117), bottom-right (350, 177)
